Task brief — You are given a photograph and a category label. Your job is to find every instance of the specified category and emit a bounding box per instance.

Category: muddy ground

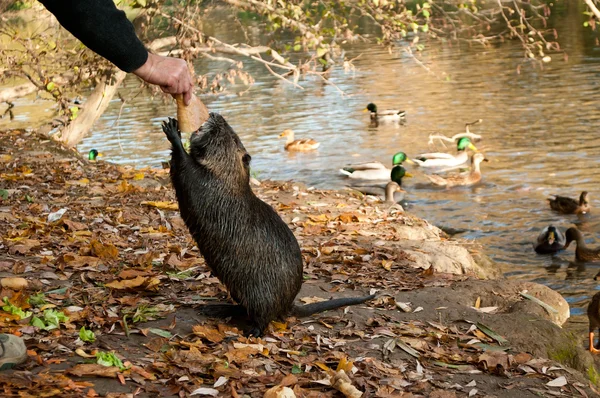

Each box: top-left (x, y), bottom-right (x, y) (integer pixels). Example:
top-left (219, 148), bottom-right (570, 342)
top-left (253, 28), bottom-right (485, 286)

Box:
top-left (0, 129), bottom-right (599, 397)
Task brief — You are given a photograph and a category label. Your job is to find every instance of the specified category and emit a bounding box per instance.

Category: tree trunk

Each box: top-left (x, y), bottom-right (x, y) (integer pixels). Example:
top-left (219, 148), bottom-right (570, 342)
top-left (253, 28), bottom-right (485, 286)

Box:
top-left (57, 69), bottom-right (126, 147)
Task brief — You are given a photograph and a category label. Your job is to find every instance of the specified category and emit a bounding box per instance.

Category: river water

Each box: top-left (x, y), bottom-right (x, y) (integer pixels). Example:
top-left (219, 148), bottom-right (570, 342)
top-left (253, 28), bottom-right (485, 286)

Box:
top-left (2, 3), bottom-right (600, 329)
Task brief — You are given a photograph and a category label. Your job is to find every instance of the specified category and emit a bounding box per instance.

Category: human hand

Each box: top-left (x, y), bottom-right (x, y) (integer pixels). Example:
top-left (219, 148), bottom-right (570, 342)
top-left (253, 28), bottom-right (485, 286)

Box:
top-left (133, 53), bottom-right (194, 105)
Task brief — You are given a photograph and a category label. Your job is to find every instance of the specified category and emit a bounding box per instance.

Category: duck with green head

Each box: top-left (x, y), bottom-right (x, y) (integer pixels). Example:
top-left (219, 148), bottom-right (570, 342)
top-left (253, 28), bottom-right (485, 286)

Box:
top-left (534, 225), bottom-right (566, 254)
top-left (348, 164), bottom-right (413, 203)
top-left (365, 103), bottom-right (406, 124)
top-left (88, 149), bottom-right (102, 161)
top-left (414, 137), bottom-right (478, 168)
top-left (340, 151), bottom-right (414, 180)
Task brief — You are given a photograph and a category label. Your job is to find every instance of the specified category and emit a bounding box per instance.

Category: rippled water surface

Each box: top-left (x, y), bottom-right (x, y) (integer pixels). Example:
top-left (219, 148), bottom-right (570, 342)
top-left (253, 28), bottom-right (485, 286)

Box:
top-left (3, 4), bottom-right (600, 330)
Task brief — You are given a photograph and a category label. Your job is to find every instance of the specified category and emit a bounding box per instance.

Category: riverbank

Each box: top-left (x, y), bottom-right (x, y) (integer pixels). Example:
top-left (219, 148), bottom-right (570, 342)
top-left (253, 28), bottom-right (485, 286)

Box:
top-left (0, 128), bottom-right (598, 397)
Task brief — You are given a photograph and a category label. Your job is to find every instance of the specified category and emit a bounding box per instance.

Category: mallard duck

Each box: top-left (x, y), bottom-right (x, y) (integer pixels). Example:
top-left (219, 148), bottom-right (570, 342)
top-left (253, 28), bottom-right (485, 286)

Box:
top-left (564, 227), bottom-right (600, 262)
top-left (349, 181), bottom-right (406, 203)
top-left (340, 151), bottom-right (414, 180)
top-left (425, 153), bottom-right (488, 188)
top-left (413, 137), bottom-right (478, 169)
top-left (548, 191), bottom-right (590, 214)
top-left (348, 166), bottom-right (413, 203)
top-left (279, 129), bottom-right (320, 151)
top-left (365, 103), bottom-right (406, 124)
top-left (88, 149), bottom-right (102, 161)
top-left (587, 292), bottom-right (600, 354)
top-left (534, 225), bottom-right (566, 254)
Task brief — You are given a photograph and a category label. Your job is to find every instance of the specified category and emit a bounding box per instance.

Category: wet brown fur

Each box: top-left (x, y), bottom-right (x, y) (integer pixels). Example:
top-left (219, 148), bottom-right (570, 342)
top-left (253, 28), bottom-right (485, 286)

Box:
top-left (162, 115), bottom-right (374, 336)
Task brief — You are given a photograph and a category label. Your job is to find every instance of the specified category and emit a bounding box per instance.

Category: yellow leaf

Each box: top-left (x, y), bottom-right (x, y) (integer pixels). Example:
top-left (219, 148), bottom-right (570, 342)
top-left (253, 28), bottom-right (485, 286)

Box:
top-left (315, 362), bottom-right (332, 372)
top-left (0, 154), bottom-right (12, 162)
top-left (192, 325), bottom-right (225, 343)
top-left (141, 201), bottom-right (179, 210)
top-left (105, 276), bottom-right (148, 290)
top-left (381, 259), bottom-right (393, 271)
top-left (475, 296), bottom-right (481, 309)
top-left (133, 173), bottom-right (145, 180)
top-left (336, 356), bottom-right (353, 372)
top-left (271, 321), bottom-right (288, 331)
top-left (90, 240), bottom-right (119, 260)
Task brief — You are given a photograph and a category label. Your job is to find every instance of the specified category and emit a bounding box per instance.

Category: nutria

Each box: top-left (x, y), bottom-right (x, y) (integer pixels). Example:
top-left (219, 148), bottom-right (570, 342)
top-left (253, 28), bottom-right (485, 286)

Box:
top-left (162, 115), bottom-right (374, 336)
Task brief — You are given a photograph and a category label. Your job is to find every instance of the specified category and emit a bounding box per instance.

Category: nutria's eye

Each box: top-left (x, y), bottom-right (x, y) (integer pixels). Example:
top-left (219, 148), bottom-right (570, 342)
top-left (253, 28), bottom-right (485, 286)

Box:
top-left (242, 153), bottom-right (251, 165)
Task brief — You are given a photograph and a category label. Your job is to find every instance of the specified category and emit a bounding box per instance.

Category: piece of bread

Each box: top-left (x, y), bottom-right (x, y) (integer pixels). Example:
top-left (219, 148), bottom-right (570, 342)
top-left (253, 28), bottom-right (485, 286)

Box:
top-left (176, 94), bottom-right (209, 133)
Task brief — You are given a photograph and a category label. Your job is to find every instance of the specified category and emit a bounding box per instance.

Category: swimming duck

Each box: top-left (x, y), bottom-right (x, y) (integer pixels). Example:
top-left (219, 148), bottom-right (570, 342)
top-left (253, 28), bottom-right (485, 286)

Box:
top-left (587, 292), bottom-right (600, 354)
top-left (348, 166), bottom-right (413, 203)
top-left (349, 181), bottom-right (406, 203)
top-left (279, 129), bottom-right (320, 151)
top-left (365, 103), bottom-right (406, 124)
top-left (425, 153), bottom-right (488, 188)
top-left (413, 137), bottom-right (478, 169)
top-left (548, 191), bottom-right (590, 214)
top-left (88, 149), bottom-right (102, 161)
top-left (340, 151), bottom-right (414, 180)
top-left (534, 225), bottom-right (566, 254)
top-left (564, 227), bottom-right (600, 262)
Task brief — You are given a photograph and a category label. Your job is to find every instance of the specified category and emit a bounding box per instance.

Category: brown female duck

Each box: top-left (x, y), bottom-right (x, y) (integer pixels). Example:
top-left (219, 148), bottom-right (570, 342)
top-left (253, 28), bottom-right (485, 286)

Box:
top-left (548, 191), bottom-right (590, 214)
top-left (279, 129), bottom-right (320, 151)
top-left (425, 153), bottom-right (488, 188)
top-left (564, 227), bottom-right (600, 262)
top-left (587, 292), bottom-right (600, 354)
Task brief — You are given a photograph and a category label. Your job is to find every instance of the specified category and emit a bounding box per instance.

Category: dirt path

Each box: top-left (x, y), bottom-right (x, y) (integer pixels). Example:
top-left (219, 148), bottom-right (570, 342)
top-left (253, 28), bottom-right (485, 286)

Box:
top-left (0, 129), bottom-right (598, 397)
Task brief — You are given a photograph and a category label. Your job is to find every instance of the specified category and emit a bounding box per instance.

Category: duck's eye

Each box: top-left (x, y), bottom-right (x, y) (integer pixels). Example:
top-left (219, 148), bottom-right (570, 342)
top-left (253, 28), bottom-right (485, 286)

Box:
top-left (242, 153), bottom-right (251, 165)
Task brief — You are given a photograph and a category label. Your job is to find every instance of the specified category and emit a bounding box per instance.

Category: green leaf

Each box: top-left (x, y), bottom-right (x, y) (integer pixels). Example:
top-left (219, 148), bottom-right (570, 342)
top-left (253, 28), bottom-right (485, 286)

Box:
top-left (28, 293), bottom-right (46, 307)
top-left (46, 82), bottom-right (55, 91)
top-left (96, 351), bottom-right (126, 370)
top-left (149, 328), bottom-right (172, 338)
top-left (422, 9), bottom-right (430, 18)
top-left (25, 195), bottom-right (33, 203)
top-left (476, 323), bottom-right (508, 345)
top-left (2, 297), bottom-right (32, 319)
top-left (293, 44), bottom-right (302, 52)
top-left (79, 326), bottom-right (96, 343)
top-left (41, 309), bottom-right (69, 330)
top-left (0, 189), bottom-right (8, 200)
top-left (316, 47), bottom-right (328, 58)
top-left (291, 364), bottom-right (302, 374)
top-left (584, 22), bottom-right (589, 27)
top-left (69, 106), bottom-right (79, 121)
top-left (519, 292), bottom-right (558, 314)
top-left (45, 287), bottom-right (68, 295)
top-left (30, 316), bottom-right (46, 329)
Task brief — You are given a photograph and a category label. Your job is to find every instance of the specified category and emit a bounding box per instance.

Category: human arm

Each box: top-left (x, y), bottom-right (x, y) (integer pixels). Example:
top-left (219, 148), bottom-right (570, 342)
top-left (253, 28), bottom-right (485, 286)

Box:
top-left (39, 0), bottom-right (193, 104)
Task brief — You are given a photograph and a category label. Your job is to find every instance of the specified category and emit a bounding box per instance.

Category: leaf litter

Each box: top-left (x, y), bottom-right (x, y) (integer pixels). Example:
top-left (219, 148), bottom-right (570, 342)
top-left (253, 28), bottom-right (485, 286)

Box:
top-left (0, 129), bottom-right (595, 396)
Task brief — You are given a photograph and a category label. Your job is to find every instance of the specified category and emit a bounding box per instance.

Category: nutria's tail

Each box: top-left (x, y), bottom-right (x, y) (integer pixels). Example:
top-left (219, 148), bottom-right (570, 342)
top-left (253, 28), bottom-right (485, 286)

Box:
top-left (291, 294), bottom-right (376, 317)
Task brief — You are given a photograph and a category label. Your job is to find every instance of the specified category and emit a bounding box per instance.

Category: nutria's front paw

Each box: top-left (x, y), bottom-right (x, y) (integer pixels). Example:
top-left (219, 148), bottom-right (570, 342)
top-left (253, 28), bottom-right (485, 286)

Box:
top-left (162, 118), bottom-right (181, 144)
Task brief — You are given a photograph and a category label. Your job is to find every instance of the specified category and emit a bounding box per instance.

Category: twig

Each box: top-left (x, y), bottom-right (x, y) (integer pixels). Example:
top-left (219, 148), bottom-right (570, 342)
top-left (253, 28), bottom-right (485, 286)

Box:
top-left (584, 0), bottom-right (600, 20)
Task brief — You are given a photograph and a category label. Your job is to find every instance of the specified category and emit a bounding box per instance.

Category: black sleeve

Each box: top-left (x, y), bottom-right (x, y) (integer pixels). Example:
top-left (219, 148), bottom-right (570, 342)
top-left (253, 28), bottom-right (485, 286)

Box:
top-left (39, 0), bottom-right (149, 72)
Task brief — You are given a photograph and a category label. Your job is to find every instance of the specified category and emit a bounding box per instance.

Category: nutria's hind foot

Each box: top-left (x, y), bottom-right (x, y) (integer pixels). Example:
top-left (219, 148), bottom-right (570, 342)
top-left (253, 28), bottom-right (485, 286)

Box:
top-left (247, 327), bottom-right (263, 338)
top-left (162, 118), bottom-right (181, 143)
top-left (198, 304), bottom-right (247, 319)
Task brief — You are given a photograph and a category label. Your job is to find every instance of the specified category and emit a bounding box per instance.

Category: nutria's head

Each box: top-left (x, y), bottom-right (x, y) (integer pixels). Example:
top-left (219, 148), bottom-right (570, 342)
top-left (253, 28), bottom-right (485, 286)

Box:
top-left (190, 113), bottom-right (251, 186)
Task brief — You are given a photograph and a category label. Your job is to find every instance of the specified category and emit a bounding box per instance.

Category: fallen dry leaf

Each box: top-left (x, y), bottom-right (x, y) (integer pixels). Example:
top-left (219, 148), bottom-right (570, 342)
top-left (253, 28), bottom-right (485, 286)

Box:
top-left (193, 325), bottom-right (225, 343)
top-left (67, 364), bottom-right (119, 378)
top-left (141, 201), bottom-right (179, 210)
top-left (105, 275), bottom-right (160, 290)
top-left (1, 277), bottom-right (28, 290)
top-left (264, 385), bottom-right (296, 398)
top-left (331, 370), bottom-right (362, 398)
